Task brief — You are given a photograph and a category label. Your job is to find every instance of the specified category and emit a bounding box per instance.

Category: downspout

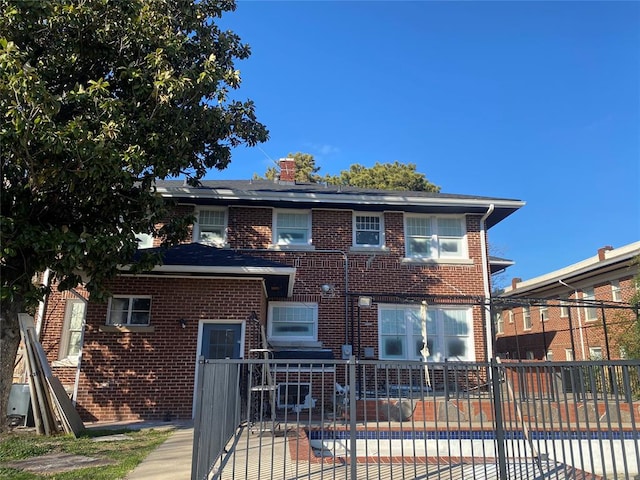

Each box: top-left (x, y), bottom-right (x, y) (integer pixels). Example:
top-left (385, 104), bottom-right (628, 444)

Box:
top-left (69, 288), bottom-right (89, 406)
top-left (480, 204), bottom-right (495, 361)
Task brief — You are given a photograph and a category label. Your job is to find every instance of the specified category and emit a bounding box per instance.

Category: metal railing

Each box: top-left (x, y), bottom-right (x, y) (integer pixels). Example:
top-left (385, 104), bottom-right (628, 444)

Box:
top-left (192, 358), bottom-right (640, 480)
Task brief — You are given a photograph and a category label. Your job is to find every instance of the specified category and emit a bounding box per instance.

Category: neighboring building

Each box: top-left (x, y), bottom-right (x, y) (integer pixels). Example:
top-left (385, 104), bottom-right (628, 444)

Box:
top-left (495, 242), bottom-right (640, 361)
top-left (35, 159), bottom-right (524, 422)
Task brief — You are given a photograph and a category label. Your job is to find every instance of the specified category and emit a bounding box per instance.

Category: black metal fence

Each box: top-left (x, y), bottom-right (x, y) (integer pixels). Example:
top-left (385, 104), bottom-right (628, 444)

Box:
top-left (192, 358), bottom-right (640, 480)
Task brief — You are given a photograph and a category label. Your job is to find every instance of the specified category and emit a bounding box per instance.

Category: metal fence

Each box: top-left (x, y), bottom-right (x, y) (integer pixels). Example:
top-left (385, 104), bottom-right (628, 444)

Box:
top-left (191, 358), bottom-right (640, 480)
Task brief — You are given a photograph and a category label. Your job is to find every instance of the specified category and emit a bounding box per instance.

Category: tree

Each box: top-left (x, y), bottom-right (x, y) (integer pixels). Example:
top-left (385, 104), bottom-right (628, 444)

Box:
top-left (0, 0), bottom-right (268, 429)
top-left (258, 152), bottom-right (323, 183)
top-left (325, 161), bottom-right (440, 192)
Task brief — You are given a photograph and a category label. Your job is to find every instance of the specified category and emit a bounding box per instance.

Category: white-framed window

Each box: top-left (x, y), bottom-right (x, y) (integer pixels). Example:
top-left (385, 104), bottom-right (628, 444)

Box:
top-left (523, 306), bottom-right (532, 330)
top-left (135, 232), bottom-right (154, 249)
top-left (565, 349), bottom-right (574, 361)
top-left (268, 302), bottom-right (317, 342)
top-left (353, 213), bottom-right (384, 247)
top-left (526, 351), bottom-right (535, 360)
top-left (611, 280), bottom-right (622, 302)
top-left (404, 215), bottom-right (467, 259)
top-left (273, 209), bottom-right (311, 245)
top-left (378, 304), bottom-right (474, 362)
top-left (539, 305), bottom-right (548, 322)
top-left (546, 350), bottom-right (553, 361)
top-left (107, 296), bottom-right (152, 326)
top-left (582, 288), bottom-right (598, 321)
top-left (559, 298), bottom-right (569, 318)
top-left (277, 383), bottom-right (310, 409)
top-left (495, 311), bottom-right (504, 334)
top-left (589, 346), bottom-right (603, 360)
top-left (59, 300), bottom-right (86, 361)
top-left (194, 208), bottom-right (227, 245)
top-left (508, 310), bottom-right (514, 324)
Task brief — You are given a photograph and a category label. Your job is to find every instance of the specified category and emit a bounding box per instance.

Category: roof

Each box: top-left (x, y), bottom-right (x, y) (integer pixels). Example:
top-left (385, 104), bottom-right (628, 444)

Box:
top-left (155, 179), bottom-right (525, 229)
top-left (489, 255), bottom-right (515, 275)
top-left (502, 241), bottom-right (640, 297)
top-left (128, 243), bottom-right (296, 297)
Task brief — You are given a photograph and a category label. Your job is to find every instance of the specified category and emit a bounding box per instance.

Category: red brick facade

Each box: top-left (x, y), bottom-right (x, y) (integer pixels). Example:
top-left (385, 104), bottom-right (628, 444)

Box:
top-left (37, 182), bottom-right (520, 422)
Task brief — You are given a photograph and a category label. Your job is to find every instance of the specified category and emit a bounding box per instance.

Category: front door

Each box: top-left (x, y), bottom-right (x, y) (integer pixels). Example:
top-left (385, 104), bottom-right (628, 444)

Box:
top-left (201, 323), bottom-right (242, 359)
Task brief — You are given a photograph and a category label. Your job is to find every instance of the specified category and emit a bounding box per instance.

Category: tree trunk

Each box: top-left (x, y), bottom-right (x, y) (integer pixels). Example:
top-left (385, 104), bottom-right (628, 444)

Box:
top-left (0, 296), bottom-right (24, 433)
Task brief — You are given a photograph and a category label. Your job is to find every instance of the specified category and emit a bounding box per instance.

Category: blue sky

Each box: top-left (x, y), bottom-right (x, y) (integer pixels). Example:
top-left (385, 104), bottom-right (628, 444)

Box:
top-left (213, 1), bottom-right (640, 286)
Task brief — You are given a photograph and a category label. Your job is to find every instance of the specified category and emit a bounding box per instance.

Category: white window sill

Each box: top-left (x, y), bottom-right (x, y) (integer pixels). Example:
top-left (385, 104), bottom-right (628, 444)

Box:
top-left (268, 340), bottom-right (322, 348)
top-left (99, 325), bottom-right (155, 333)
top-left (268, 244), bottom-right (315, 251)
top-left (401, 257), bottom-right (474, 266)
top-left (349, 246), bottom-right (390, 254)
top-left (52, 358), bottom-right (79, 368)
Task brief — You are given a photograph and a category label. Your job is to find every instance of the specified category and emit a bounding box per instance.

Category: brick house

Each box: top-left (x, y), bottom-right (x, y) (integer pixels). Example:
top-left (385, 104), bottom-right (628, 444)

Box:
top-left (495, 242), bottom-right (639, 361)
top-left (36, 159), bottom-right (524, 422)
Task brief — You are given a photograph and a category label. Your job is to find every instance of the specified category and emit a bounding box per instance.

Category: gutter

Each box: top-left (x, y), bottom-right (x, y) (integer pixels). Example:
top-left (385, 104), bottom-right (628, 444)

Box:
top-left (480, 204), bottom-right (495, 361)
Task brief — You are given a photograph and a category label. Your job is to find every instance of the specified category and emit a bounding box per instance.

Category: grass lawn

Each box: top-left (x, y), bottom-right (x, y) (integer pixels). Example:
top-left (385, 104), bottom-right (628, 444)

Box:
top-left (0, 427), bottom-right (173, 479)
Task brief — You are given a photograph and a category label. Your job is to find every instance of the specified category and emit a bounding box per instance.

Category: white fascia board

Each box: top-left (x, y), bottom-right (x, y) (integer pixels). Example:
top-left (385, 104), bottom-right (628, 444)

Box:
top-left (504, 241), bottom-right (640, 296)
top-left (156, 186), bottom-right (525, 210)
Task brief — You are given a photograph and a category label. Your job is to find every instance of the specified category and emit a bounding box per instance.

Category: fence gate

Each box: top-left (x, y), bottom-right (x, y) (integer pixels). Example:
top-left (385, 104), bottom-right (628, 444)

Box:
top-left (192, 358), bottom-right (640, 480)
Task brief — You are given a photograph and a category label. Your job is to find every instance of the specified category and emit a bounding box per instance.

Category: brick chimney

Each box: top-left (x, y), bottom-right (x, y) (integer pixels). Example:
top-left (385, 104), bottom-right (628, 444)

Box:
top-left (598, 245), bottom-right (613, 261)
top-left (278, 158), bottom-right (296, 183)
top-left (511, 277), bottom-right (521, 290)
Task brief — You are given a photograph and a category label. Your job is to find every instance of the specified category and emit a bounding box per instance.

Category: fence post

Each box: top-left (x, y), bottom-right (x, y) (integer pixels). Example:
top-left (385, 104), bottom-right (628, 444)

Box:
top-left (349, 356), bottom-right (358, 480)
top-left (191, 357), bottom-right (205, 480)
top-left (490, 358), bottom-right (508, 480)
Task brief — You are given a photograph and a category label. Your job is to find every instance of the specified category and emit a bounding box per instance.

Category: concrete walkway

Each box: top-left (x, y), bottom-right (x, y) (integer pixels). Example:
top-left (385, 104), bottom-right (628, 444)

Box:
top-left (125, 424), bottom-right (194, 480)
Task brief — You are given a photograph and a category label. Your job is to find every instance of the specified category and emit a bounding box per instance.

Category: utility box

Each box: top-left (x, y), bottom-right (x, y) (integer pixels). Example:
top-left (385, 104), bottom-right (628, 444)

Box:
top-left (7, 383), bottom-right (31, 427)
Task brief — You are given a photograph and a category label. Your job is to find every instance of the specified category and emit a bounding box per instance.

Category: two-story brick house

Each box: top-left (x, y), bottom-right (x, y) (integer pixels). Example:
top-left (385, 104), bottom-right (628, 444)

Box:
top-left (35, 159), bottom-right (524, 422)
top-left (495, 242), bottom-right (639, 361)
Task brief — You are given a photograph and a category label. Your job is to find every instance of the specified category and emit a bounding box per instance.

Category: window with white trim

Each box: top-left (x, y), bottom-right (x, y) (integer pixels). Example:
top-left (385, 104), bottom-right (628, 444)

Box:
top-left (194, 208), bottom-right (227, 245)
top-left (539, 305), bottom-right (548, 322)
top-left (107, 296), bottom-right (152, 326)
top-left (523, 306), bottom-right (532, 330)
top-left (135, 233), bottom-right (154, 249)
top-left (404, 215), bottom-right (466, 259)
top-left (59, 300), bottom-right (86, 361)
top-left (353, 213), bottom-right (384, 247)
top-left (546, 350), bottom-right (553, 361)
top-left (565, 349), bottom-right (574, 361)
top-left (582, 288), bottom-right (598, 321)
top-left (589, 346), bottom-right (603, 360)
top-left (611, 280), bottom-right (622, 302)
top-left (495, 311), bottom-right (504, 334)
top-left (559, 298), bottom-right (569, 318)
top-left (508, 310), bottom-right (514, 324)
top-left (268, 302), bottom-right (317, 342)
top-left (274, 210), bottom-right (311, 245)
top-left (378, 304), bottom-right (474, 361)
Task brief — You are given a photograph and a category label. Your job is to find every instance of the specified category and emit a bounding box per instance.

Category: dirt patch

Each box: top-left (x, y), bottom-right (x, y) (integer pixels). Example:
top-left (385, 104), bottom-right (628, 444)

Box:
top-left (4, 452), bottom-right (116, 474)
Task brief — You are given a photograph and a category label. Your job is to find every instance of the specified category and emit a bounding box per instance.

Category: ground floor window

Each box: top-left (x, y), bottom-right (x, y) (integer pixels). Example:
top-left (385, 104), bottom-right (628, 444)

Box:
top-left (378, 304), bottom-right (474, 361)
top-left (277, 383), bottom-right (310, 409)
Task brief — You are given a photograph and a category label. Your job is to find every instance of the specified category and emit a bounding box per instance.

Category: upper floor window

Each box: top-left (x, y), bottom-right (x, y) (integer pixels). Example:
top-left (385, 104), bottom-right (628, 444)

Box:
top-left (194, 208), bottom-right (227, 245)
top-left (582, 288), bottom-right (598, 321)
top-left (135, 233), bottom-right (154, 249)
top-left (59, 299), bottom-right (86, 361)
top-left (268, 302), bottom-right (317, 342)
top-left (353, 213), bottom-right (384, 247)
top-left (611, 280), bottom-right (622, 302)
top-left (107, 296), bottom-right (151, 326)
top-left (559, 298), bottom-right (569, 318)
top-left (274, 210), bottom-right (311, 245)
top-left (539, 305), bottom-right (548, 322)
top-left (378, 304), bottom-right (474, 361)
top-left (495, 311), bottom-right (504, 334)
top-left (589, 346), bottom-right (603, 360)
top-left (523, 306), bottom-right (532, 330)
top-left (404, 215), bottom-right (466, 259)
top-left (508, 310), bottom-right (514, 323)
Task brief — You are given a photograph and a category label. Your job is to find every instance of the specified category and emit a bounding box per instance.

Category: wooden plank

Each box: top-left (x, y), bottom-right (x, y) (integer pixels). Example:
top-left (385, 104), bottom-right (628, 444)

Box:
top-left (18, 314), bottom-right (55, 435)
top-left (28, 328), bottom-right (85, 437)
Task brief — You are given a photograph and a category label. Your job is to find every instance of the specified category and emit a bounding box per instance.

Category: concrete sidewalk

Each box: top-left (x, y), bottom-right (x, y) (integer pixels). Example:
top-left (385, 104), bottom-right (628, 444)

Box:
top-left (125, 424), bottom-right (194, 480)
top-left (86, 420), bottom-right (194, 480)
